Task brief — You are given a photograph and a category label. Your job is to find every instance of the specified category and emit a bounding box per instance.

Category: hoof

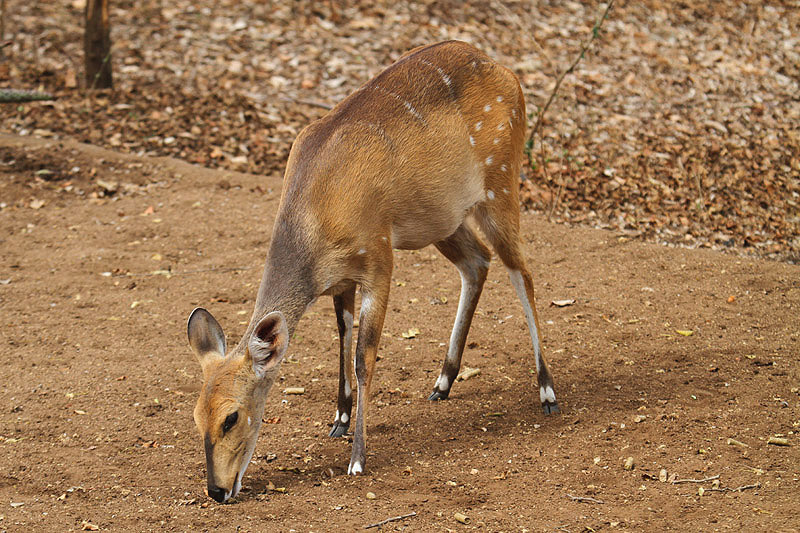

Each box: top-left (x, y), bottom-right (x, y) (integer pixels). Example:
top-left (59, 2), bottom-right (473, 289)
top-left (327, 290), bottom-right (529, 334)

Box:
top-left (328, 421), bottom-right (350, 438)
top-left (542, 401), bottom-right (560, 415)
top-left (347, 459), bottom-right (364, 476)
top-left (428, 389), bottom-right (450, 401)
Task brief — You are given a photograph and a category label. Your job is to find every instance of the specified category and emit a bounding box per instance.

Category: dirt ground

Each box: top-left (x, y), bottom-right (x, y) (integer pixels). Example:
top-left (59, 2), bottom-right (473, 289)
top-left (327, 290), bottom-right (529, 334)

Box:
top-left (0, 133), bottom-right (798, 532)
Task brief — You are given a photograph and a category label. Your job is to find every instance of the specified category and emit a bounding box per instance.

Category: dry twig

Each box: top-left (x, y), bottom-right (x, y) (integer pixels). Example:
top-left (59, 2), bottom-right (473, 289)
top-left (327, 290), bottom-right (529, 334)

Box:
top-left (526, 0), bottom-right (615, 168)
top-left (705, 483), bottom-right (761, 493)
top-left (671, 474), bottom-right (720, 485)
top-left (363, 511), bottom-right (416, 529)
top-left (280, 95), bottom-right (333, 110)
top-left (566, 493), bottom-right (604, 504)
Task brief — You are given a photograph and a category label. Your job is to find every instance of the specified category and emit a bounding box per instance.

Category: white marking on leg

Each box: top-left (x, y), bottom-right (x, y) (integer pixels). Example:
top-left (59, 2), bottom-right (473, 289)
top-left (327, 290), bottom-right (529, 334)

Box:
top-left (509, 269), bottom-right (542, 373)
top-left (435, 373), bottom-right (450, 392)
top-left (474, 121), bottom-right (483, 131)
top-left (487, 189), bottom-right (495, 200)
top-left (340, 412), bottom-right (349, 424)
top-left (334, 409), bottom-right (341, 423)
top-left (348, 461), bottom-right (363, 475)
top-left (539, 385), bottom-right (556, 404)
top-left (484, 104), bottom-right (492, 112)
top-left (247, 416), bottom-right (252, 426)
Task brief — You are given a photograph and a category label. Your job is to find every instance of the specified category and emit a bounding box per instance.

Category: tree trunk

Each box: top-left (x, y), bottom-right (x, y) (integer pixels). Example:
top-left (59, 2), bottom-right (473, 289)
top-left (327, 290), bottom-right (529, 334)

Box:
top-left (84, 0), bottom-right (112, 89)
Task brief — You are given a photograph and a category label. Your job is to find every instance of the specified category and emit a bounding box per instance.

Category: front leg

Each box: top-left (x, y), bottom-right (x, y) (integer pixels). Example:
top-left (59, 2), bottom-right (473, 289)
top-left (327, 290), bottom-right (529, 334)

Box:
top-left (330, 283), bottom-right (356, 437)
top-left (348, 253), bottom-right (392, 475)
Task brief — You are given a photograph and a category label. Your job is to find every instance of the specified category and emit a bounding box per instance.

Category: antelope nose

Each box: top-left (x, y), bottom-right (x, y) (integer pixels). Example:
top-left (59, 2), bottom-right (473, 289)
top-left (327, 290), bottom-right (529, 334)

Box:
top-left (207, 484), bottom-right (227, 503)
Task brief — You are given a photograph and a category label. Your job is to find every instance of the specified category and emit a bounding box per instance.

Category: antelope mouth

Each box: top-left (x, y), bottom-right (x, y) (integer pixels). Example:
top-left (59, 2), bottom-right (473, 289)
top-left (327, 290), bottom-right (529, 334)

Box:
top-left (228, 472), bottom-right (241, 502)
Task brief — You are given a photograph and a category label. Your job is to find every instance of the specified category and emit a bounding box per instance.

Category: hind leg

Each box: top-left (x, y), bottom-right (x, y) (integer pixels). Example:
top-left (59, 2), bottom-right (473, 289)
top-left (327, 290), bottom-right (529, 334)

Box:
top-left (429, 223), bottom-right (492, 400)
top-left (330, 283), bottom-right (356, 437)
top-left (475, 201), bottom-right (560, 415)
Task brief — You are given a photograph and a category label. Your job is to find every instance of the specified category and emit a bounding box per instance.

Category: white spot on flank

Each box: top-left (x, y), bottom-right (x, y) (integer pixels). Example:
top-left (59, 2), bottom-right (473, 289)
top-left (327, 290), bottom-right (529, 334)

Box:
top-left (487, 189), bottom-right (495, 200)
top-left (497, 122), bottom-right (506, 131)
top-left (485, 155), bottom-right (493, 166)
top-left (500, 164), bottom-right (508, 172)
top-left (540, 385), bottom-right (556, 404)
top-left (503, 188), bottom-right (510, 194)
top-left (420, 59), bottom-right (452, 89)
top-left (483, 104), bottom-right (492, 112)
top-left (496, 95), bottom-right (504, 102)
top-left (474, 121), bottom-right (483, 131)
top-left (340, 412), bottom-right (349, 424)
top-left (358, 248), bottom-right (366, 255)
top-left (511, 108), bottom-right (518, 118)
top-left (469, 136), bottom-right (475, 146)
top-left (381, 236), bottom-right (388, 242)
top-left (403, 101), bottom-right (424, 122)
top-left (493, 138), bottom-right (500, 145)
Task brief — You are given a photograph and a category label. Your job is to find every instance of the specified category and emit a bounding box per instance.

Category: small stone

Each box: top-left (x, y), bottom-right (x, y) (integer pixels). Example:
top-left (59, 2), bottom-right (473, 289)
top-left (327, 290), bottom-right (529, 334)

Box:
top-left (623, 457), bottom-right (635, 471)
top-left (767, 436), bottom-right (790, 446)
top-left (366, 492), bottom-right (376, 500)
top-left (659, 469), bottom-right (667, 482)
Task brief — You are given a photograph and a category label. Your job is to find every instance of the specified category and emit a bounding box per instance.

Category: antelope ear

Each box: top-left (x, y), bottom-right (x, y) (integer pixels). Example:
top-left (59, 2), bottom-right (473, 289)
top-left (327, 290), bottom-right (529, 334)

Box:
top-left (187, 308), bottom-right (227, 370)
top-left (248, 311), bottom-right (288, 378)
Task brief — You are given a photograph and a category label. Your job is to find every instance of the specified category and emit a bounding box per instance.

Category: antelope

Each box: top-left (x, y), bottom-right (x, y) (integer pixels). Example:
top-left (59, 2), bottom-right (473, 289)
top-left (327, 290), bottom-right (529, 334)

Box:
top-left (186, 40), bottom-right (559, 504)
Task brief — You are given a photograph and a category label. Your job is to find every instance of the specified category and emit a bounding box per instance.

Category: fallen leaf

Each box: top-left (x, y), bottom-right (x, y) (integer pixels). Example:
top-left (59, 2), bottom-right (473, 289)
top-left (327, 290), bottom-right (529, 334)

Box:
top-left (676, 329), bottom-right (694, 336)
top-left (81, 520), bottom-right (100, 531)
top-left (283, 387), bottom-right (305, 395)
top-left (401, 328), bottom-right (420, 339)
top-left (551, 299), bottom-right (576, 307)
top-left (29, 198), bottom-right (45, 209)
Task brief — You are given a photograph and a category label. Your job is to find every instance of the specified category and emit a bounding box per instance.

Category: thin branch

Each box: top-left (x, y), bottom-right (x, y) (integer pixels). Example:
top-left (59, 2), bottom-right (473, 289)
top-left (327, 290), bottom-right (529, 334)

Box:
top-left (672, 474), bottom-right (720, 485)
top-left (363, 511), bottom-right (416, 529)
top-left (111, 266), bottom-right (252, 278)
top-left (705, 483), bottom-right (760, 493)
top-left (279, 95), bottom-right (333, 110)
top-left (0, 89), bottom-right (55, 103)
top-left (566, 493), bottom-right (604, 504)
top-left (90, 50), bottom-right (113, 91)
top-left (527, 0), bottom-right (615, 168)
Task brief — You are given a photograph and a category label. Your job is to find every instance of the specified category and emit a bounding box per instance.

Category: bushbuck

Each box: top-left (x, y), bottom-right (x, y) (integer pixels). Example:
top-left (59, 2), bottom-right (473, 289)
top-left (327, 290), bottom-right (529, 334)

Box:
top-left (186, 40), bottom-right (559, 503)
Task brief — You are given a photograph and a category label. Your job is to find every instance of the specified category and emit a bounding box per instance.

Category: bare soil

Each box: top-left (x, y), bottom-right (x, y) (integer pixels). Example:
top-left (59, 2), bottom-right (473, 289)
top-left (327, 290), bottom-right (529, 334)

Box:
top-left (0, 134), bottom-right (798, 532)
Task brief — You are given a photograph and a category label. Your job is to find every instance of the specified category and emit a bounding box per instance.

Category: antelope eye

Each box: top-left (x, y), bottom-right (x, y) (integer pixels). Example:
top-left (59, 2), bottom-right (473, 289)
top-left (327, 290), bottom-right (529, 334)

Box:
top-left (222, 411), bottom-right (239, 433)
